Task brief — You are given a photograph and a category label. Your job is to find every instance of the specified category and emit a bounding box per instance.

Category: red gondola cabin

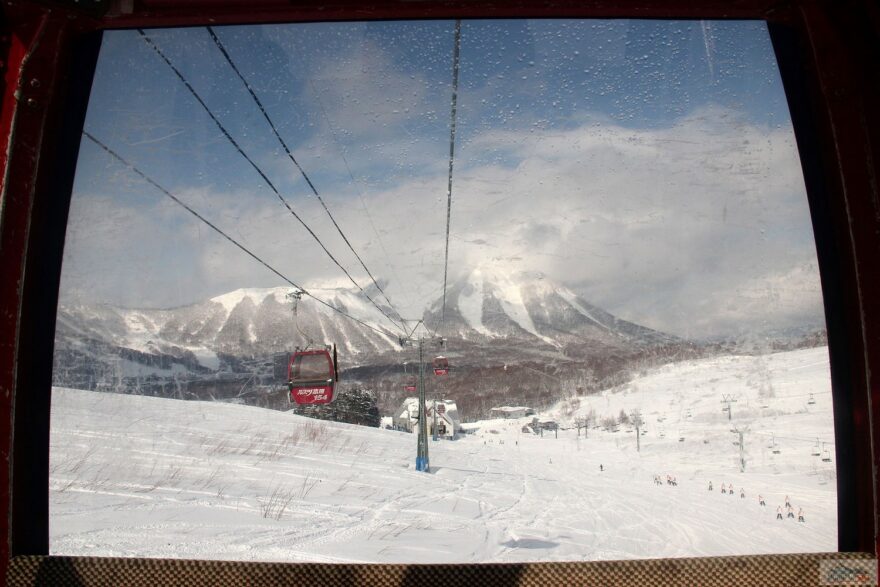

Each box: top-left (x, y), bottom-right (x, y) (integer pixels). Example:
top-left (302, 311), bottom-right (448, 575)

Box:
top-left (288, 347), bottom-right (337, 405)
top-left (433, 356), bottom-right (449, 376)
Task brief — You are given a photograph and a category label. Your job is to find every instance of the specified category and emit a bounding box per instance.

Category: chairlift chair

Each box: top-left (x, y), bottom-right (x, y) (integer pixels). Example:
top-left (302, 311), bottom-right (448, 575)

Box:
top-left (433, 355), bottom-right (449, 376)
top-left (821, 449), bottom-right (832, 462)
top-left (808, 393), bottom-right (816, 405)
top-left (288, 346), bottom-right (338, 405)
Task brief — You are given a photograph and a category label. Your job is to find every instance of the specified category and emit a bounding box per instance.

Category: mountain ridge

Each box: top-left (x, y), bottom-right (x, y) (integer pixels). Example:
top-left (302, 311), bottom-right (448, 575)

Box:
top-left (56, 268), bottom-right (677, 370)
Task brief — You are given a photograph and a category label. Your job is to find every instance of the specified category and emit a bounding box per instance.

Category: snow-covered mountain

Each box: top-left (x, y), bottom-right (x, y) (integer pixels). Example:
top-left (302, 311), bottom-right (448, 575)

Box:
top-left (55, 269), bottom-right (675, 373)
top-left (55, 286), bottom-right (402, 370)
top-left (424, 266), bottom-right (675, 349)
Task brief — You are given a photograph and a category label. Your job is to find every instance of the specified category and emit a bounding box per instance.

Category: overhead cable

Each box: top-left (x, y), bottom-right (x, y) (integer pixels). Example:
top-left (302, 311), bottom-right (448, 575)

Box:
top-left (83, 131), bottom-right (395, 339)
top-left (307, 77), bottom-right (418, 312)
top-left (440, 20), bottom-right (461, 329)
top-left (206, 26), bottom-right (405, 323)
top-left (136, 28), bottom-right (406, 335)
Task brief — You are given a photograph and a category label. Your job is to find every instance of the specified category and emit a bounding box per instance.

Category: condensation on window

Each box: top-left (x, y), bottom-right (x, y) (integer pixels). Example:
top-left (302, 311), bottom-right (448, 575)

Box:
top-left (50, 19), bottom-right (835, 563)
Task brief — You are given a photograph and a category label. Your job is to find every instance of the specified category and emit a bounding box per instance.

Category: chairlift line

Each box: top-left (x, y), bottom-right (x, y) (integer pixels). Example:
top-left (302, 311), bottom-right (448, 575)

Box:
top-left (137, 28), bottom-right (406, 335)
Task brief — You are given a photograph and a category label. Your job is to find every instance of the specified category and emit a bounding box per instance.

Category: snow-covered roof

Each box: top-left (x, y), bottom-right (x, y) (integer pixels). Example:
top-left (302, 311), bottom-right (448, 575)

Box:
top-left (398, 399), bottom-right (462, 426)
top-left (428, 400), bottom-right (460, 425)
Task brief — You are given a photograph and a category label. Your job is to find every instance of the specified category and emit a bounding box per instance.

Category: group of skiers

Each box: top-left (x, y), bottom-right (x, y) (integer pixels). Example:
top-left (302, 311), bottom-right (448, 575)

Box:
top-left (653, 474), bottom-right (678, 486)
top-left (712, 482), bottom-right (746, 498)
top-left (707, 483), bottom-right (806, 523)
top-left (776, 495), bottom-right (806, 523)
top-left (650, 476), bottom-right (809, 523)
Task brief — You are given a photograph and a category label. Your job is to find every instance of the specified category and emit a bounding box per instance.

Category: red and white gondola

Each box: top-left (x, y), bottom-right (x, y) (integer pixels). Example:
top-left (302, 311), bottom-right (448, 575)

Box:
top-left (288, 346), bottom-right (338, 405)
top-left (433, 356), bottom-right (449, 376)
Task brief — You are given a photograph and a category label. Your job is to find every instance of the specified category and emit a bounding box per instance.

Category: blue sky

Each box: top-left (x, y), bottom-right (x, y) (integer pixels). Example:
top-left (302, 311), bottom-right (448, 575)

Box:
top-left (63, 19), bottom-right (822, 338)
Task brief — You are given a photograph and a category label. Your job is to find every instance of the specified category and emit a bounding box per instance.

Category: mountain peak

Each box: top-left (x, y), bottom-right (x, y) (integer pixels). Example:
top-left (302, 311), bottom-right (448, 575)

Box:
top-left (421, 267), bottom-right (674, 349)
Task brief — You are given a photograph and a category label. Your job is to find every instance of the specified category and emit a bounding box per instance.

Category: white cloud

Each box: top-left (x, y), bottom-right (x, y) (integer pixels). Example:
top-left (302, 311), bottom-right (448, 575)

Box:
top-left (62, 105), bottom-right (823, 339)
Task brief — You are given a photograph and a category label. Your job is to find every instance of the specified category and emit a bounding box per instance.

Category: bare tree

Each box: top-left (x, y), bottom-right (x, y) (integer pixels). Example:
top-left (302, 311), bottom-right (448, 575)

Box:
top-left (600, 415), bottom-right (617, 431)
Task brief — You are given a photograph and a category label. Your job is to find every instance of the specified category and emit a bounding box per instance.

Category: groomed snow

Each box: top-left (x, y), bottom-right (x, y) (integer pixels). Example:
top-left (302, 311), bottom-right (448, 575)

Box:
top-left (50, 347), bottom-right (836, 563)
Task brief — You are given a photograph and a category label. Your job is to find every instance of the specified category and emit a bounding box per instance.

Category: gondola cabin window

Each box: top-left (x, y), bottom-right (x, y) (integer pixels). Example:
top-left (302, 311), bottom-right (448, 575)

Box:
top-left (290, 353), bottom-right (333, 380)
top-left (50, 18), bottom-right (835, 563)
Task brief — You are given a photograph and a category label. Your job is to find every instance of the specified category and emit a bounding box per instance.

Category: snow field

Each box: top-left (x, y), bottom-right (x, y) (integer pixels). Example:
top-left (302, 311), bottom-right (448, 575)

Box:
top-left (49, 346), bottom-right (836, 562)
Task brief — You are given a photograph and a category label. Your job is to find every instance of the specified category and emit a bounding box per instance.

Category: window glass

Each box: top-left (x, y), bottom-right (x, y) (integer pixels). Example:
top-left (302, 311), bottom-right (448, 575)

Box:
top-left (51, 19), bottom-right (834, 563)
top-left (293, 354), bottom-right (331, 380)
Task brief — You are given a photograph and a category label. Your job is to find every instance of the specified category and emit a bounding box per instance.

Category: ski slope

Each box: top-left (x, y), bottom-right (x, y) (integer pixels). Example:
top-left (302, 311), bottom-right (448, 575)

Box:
top-left (50, 347), bottom-right (836, 562)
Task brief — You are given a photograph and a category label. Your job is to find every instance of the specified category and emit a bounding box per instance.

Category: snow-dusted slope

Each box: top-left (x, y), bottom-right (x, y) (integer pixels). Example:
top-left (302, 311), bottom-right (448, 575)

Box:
top-left (56, 285), bottom-right (402, 362)
top-left (424, 265), bottom-right (674, 348)
top-left (50, 346), bottom-right (835, 562)
top-left (542, 346), bottom-right (834, 478)
top-left (54, 270), bottom-right (679, 392)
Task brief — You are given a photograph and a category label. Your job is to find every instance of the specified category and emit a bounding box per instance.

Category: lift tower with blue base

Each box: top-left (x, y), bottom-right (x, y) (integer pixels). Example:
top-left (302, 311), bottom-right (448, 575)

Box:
top-left (415, 339), bottom-right (430, 472)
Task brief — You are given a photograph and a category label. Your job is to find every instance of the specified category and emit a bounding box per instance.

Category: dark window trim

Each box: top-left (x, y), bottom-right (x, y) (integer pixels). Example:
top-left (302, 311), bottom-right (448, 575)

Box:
top-left (1, 0), bottom-right (877, 579)
top-left (768, 16), bottom-right (876, 554)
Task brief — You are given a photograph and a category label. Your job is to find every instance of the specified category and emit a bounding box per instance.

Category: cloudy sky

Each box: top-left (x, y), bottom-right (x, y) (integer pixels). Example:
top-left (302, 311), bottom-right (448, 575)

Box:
top-left (62, 19), bottom-right (823, 339)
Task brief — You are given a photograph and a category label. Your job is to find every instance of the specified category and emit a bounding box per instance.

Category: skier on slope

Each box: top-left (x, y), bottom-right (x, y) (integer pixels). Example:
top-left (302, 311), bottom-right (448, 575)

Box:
top-left (708, 481), bottom-right (713, 491)
top-left (758, 494), bottom-right (766, 506)
top-left (787, 506), bottom-right (795, 519)
top-left (721, 483), bottom-right (727, 494)
top-left (798, 508), bottom-right (805, 523)
top-left (776, 506), bottom-right (784, 520)
top-left (740, 488), bottom-right (745, 499)
top-left (729, 482), bottom-right (735, 496)
top-left (785, 495), bottom-right (792, 508)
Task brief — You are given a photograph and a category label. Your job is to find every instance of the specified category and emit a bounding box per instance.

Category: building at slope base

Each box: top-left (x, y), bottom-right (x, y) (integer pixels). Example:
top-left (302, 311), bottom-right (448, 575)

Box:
top-left (394, 398), bottom-right (461, 438)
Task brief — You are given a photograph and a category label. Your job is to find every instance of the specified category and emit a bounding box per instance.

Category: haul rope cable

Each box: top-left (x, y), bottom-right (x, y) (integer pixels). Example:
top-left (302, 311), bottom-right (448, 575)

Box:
top-left (206, 26), bottom-right (406, 325)
top-left (84, 131), bottom-right (393, 338)
top-left (306, 76), bottom-right (418, 313)
top-left (440, 19), bottom-right (461, 330)
top-left (137, 29), bottom-right (406, 335)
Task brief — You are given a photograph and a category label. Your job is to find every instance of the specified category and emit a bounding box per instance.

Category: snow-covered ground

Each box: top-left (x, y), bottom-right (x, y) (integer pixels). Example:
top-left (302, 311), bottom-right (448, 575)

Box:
top-left (50, 346), bottom-right (836, 562)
